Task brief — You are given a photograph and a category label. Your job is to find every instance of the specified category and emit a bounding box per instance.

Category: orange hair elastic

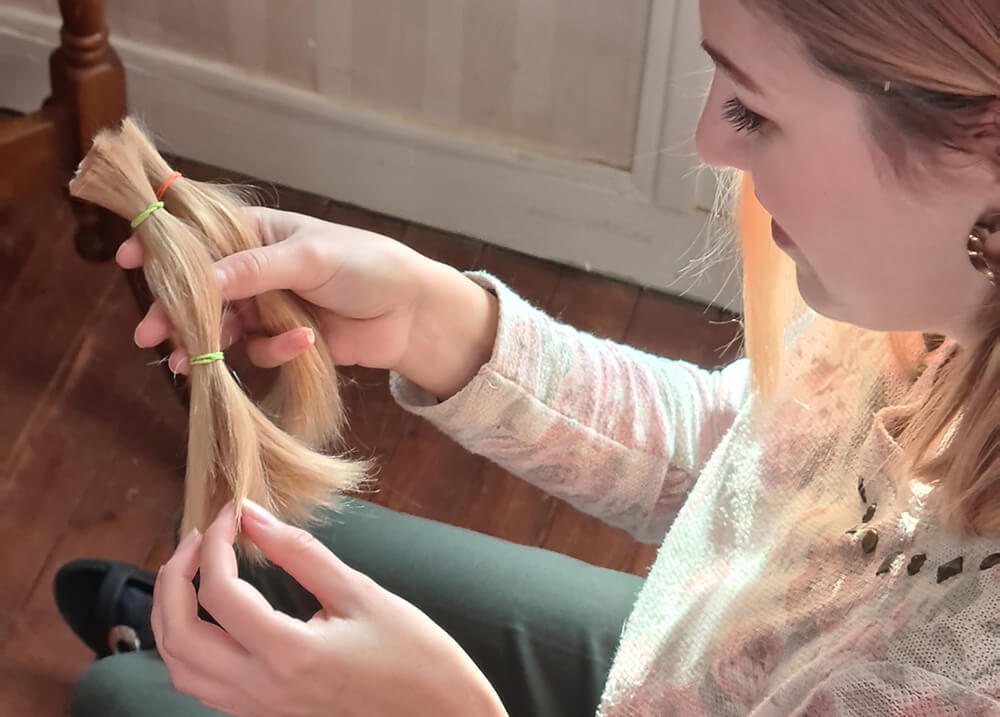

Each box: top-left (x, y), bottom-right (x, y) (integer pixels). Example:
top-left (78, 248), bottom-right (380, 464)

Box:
top-left (155, 171), bottom-right (182, 200)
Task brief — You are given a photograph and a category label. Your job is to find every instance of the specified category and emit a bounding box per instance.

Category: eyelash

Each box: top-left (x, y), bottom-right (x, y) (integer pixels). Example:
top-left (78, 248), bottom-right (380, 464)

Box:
top-left (722, 97), bottom-right (766, 134)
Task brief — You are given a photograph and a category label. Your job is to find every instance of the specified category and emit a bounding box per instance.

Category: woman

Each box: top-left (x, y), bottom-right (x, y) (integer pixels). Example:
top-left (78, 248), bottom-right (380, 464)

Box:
top-left (63, 0), bottom-right (999, 714)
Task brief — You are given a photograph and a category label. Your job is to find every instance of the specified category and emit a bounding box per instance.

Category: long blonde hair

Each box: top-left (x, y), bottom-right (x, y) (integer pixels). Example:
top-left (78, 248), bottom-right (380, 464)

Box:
top-left (735, 0), bottom-right (999, 535)
top-left (69, 120), bottom-right (367, 556)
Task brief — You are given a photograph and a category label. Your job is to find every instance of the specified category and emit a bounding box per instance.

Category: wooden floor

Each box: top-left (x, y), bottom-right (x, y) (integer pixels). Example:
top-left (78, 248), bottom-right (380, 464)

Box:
top-left (0, 158), bottom-right (740, 715)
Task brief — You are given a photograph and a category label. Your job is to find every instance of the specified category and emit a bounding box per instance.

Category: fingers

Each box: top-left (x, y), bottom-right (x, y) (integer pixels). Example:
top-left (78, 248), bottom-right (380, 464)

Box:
top-left (152, 529), bottom-right (202, 647)
top-left (152, 529), bottom-right (251, 684)
top-left (242, 206), bottom-right (310, 247)
top-left (164, 305), bottom-right (249, 374)
top-left (167, 349), bottom-right (189, 375)
top-left (124, 215), bottom-right (326, 371)
top-left (115, 237), bottom-right (144, 269)
top-left (214, 240), bottom-right (331, 303)
top-left (169, 322), bottom-right (312, 374)
top-left (136, 300), bottom-right (245, 351)
top-left (245, 327), bottom-right (315, 369)
top-left (134, 302), bottom-right (173, 349)
top-left (115, 206), bottom-right (297, 269)
top-left (196, 503), bottom-right (307, 655)
top-left (117, 206), bottom-right (308, 269)
top-left (239, 500), bottom-right (363, 616)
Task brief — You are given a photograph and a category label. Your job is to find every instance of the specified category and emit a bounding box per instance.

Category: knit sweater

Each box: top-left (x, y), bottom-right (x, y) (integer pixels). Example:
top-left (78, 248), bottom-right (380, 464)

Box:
top-left (391, 274), bottom-right (1000, 716)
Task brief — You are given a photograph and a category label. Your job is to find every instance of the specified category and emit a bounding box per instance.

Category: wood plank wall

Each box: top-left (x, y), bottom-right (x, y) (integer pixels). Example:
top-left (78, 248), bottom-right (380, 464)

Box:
top-left (4, 0), bottom-right (651, 168)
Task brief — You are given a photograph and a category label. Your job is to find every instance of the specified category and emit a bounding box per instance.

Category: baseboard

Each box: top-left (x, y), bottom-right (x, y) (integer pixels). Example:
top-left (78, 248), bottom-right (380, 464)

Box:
top-left (0, 7), bottom-right (741, 310)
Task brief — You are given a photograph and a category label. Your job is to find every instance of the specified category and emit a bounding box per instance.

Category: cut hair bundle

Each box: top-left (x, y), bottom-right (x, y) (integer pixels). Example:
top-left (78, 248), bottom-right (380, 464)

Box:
top-left (68, 119), bottom-right (366, 557)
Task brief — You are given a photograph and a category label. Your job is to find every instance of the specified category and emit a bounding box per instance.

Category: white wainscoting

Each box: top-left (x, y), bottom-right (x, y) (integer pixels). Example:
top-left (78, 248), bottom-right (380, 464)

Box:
top-left (1, 3), bottom-right (741, 310)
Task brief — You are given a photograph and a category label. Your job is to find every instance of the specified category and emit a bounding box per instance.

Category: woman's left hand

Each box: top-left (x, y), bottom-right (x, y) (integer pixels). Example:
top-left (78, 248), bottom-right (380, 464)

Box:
top-left (152, 501), bottom-right (507, 717)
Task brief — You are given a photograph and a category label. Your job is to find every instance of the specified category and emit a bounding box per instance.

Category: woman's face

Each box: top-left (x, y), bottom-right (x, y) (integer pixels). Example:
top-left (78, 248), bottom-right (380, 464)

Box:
top-left (695, 0), bottom-right (1000, 343)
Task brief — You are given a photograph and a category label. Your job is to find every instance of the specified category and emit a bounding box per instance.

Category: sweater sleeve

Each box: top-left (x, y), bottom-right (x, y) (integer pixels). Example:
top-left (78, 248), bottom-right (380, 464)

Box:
top-left (788, 662), bottom-right (1000, 716)
top-left (390, 273), bottom-right (751, 543)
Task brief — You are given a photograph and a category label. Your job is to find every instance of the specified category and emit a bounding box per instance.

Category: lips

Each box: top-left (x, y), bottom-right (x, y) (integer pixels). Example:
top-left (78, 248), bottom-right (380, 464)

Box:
top-left (752, 186), bottom-right (796, 251)
top-left (770, 218), bottom-right (795, 249)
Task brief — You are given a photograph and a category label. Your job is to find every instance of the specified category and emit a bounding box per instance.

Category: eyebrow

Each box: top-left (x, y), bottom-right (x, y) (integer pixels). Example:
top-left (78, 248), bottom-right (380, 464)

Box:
top-left (700, 40), bottom-right (764, 95)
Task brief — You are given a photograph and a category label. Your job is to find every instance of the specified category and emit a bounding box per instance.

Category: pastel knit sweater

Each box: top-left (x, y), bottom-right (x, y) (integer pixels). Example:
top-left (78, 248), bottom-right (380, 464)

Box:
top-left (392, 274), bottom-right (1000, 716)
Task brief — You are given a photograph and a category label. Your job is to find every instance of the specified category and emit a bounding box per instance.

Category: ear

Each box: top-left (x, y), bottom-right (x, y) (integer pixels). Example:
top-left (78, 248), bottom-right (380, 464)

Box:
top-left (980, 211), bottom-right (1000, 263)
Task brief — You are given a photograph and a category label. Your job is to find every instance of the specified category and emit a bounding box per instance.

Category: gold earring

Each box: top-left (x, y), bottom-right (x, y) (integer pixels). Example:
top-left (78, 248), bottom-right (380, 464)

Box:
top-left (968, 216), bottom-right (999, 287)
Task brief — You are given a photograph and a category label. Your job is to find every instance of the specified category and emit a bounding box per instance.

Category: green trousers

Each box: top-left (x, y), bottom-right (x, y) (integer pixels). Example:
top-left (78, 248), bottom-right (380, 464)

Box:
top-left (69, 500), bottom-right (643, 717)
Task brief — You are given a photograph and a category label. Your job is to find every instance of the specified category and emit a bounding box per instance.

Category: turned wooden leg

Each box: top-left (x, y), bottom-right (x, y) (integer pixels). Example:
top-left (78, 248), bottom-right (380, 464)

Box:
top-left (51, 0), bottom-right (128, 261)
top-left (48, 2), bottom-right (187, 401)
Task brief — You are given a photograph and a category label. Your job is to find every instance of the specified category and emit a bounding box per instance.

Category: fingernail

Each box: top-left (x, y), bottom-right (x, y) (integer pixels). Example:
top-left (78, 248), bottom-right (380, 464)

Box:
top-left (178, 528), bottom-right (200, 549)
top-left (213, 266), bottom-right (227, 286)
top-left (241, 499), bottom-right (277, 526)
top-left (134, 323), bottom-right (148, 348)
top-left (168, 353), bottom-right (188, 374)
top-left (303, 328), bottom-right (316, 345)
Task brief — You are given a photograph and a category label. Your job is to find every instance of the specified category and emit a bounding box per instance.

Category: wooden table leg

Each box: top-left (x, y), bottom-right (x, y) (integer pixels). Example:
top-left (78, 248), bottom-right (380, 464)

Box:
top-left (52, 0), bottom-right (128, 261)
top-left (50, 2), bottom-right (189, 400)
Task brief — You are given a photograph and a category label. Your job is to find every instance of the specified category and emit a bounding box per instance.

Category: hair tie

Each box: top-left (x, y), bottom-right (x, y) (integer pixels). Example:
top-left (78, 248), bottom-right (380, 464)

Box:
top-left (155, 171), bottom-right (183, 200)
top-left (130, 201), bottom-right (165, 229)
top-left (189, 351), bottom-right (225, 366)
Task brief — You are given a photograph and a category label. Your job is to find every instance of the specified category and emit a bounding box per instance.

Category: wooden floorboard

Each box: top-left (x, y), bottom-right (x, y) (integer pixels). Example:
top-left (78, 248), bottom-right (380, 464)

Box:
top-left (626, 289), bottom-right (742, 370)
top-left (0, 282), bottom-right (187, 712)
top-left (0, 205), bottom-right (120, 624)
top-left (0, 156), bottom-right (743, 715)
top-left (0, 194), bottom-right (112, 460)
top-left (0, 187), bottom-right (62, 310)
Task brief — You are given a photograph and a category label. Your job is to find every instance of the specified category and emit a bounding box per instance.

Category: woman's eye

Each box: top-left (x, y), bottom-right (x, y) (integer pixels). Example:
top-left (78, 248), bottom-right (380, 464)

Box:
top-left (722, 97), bottom-right (766, 134)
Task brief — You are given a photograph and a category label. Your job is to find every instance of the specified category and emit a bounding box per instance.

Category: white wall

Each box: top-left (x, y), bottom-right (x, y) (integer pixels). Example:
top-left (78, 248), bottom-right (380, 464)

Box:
top-left (0, 1), bottom-right (741, 309)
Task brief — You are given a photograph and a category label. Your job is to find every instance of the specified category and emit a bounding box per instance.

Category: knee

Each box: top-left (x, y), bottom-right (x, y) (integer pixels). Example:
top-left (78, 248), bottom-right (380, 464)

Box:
top-left (69, 652), bottom-right (165, 717)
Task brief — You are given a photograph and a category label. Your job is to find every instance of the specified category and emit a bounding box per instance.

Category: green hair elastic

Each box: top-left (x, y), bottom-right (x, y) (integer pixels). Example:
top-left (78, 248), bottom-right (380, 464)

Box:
top-left (189, 352), bottom-right (225, 366)
top-left (130, 200), bottom-right (165, 229)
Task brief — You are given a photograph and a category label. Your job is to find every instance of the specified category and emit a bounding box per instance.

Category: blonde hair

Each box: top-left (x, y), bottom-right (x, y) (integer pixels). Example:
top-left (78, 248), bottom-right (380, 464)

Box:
top-left (735, 0), bottom-right (999, 534)
top-left (69, 120), bottom-right (367, 556)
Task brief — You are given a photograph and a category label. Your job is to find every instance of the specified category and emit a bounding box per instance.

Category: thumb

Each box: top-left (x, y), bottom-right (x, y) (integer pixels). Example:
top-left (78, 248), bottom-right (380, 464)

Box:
top-left (213, 240), bottom-right (325, 302)
top-left (238, 499), bottom-right (363, 614)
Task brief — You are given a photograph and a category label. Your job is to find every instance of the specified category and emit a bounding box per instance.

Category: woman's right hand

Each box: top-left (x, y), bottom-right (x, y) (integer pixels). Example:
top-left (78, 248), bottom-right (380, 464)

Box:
top-left (118, 207), bottom-right (498, 399)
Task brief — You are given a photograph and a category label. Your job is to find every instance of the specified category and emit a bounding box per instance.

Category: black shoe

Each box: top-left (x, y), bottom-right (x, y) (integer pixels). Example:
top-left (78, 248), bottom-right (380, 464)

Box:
top-left (53, 559), bottom-right (156, 658)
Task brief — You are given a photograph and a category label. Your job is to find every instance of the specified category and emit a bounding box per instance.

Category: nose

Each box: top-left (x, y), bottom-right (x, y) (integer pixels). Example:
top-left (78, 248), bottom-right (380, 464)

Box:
top-left (694, 74), bottom-right (751, 171)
